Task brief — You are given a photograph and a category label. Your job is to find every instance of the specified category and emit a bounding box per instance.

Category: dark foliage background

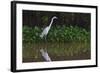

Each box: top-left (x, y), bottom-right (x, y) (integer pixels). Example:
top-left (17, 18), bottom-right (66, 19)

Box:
top-left (23, 10), bottom-right (91, 31)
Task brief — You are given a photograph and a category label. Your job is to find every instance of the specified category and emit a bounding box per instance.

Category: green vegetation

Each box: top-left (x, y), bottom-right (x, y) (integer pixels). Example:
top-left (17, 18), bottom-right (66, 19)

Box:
top-left (23, 25), bottom-right (90, 43)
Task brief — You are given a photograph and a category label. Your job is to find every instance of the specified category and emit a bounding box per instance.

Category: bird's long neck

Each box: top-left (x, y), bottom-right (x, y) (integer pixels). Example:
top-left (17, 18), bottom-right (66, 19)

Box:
top-left (48, 18), bottom-right (54, 28)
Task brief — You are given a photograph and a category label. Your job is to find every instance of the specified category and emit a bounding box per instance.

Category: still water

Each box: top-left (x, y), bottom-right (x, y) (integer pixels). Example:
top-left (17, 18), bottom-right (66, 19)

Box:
top-left (23, 42), bottom-right (90, 63)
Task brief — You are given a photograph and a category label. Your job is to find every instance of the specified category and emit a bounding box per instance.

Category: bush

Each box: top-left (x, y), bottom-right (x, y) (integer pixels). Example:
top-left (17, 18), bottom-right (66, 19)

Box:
top-left (23, 25), bottom-right (90, 43)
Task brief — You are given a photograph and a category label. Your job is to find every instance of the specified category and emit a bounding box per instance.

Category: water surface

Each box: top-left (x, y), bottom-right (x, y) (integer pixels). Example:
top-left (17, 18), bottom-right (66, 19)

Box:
top-left (23, 42), bottom-right (90, 62)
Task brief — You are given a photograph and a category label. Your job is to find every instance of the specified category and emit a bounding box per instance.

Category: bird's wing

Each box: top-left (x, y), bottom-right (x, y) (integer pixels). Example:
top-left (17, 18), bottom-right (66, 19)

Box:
top-left (40, 27), bottom-right (49, 38)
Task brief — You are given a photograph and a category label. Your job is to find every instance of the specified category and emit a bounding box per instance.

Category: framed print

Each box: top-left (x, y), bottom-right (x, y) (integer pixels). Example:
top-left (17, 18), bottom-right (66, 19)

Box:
top-left (11, 1), bottom-right (98, 72)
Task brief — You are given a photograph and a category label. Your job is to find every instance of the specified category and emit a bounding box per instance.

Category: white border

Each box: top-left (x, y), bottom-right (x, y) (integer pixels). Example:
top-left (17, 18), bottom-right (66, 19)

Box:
top-left (16, 3), bottom-right (96, 70)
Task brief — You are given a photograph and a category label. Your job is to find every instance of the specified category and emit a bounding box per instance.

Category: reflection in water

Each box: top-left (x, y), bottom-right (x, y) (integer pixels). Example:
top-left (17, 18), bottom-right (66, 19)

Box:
top-left (23, 42), bottom-right (90, 63)
top-left (40, 48), bottom-right (51, 61)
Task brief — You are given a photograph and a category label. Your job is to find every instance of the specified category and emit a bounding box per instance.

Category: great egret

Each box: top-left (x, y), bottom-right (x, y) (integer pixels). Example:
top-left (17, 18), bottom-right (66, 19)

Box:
top-left (40, 16), bottom-right (57, 39)
top-left (40, 16), bottom-right (57, 62)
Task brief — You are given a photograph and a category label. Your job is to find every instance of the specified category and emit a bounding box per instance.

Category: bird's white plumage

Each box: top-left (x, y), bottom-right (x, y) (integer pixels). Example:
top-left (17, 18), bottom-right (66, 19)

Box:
top-left (39, 16), bottom-right (57, 62)
top-left (40, 16), bottom-right (57, 38)
top-left (40, 26), bottom-right (50, 38)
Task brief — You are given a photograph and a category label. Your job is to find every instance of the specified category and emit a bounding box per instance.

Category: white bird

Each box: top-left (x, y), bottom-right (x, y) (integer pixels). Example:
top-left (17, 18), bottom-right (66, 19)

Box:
top-left (40, 49), bottom-right (51, 61)
top-left (40, 16), bottom-right (57, 62)
top-left (40, 16), bottom-right (57, 39)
